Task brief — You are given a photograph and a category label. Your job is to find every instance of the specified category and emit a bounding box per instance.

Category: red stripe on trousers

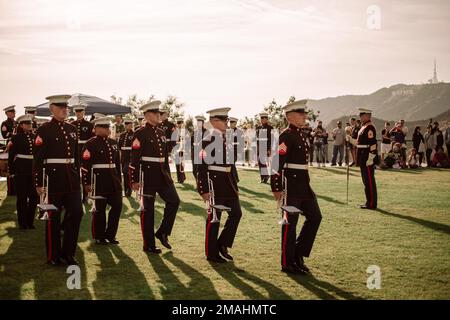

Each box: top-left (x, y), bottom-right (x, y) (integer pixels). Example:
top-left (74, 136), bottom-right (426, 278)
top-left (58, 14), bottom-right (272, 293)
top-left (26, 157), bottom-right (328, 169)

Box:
top-left (367, 166), bottom-right (374, 208)
top-left (282, 224), bottom-right (289, 268)
top-left (205, 210), bottom-right (211, 257)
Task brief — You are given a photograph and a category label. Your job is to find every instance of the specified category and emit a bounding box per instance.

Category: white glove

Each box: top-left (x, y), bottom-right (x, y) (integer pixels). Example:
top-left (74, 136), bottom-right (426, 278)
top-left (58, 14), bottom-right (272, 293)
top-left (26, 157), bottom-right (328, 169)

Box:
top-left (366, 153), bottom-right (376, 166)
top-left (346, 135), bottom-right (357, 146)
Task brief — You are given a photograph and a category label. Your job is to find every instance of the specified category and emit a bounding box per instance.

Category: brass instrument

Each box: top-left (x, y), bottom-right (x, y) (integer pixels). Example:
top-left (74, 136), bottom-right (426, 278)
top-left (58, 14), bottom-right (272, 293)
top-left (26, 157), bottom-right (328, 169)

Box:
top-left (277, 170), bottom-right (302, 225)
top-left (88, 167), bottom-right (106, 213)
top-left (206, 172), bottom-right (230, 223)
top-left (135, 166), bottom-right (153, 211)
top-left (37, 168), bottom-right (58, 220)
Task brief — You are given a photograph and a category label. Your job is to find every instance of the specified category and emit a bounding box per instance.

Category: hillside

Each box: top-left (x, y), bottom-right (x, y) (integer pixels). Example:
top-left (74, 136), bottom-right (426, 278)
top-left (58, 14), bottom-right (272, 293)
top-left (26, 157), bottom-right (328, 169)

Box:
top-left (310, 83), bottom-right (450, 126)
top-left (326, 109), bottom-right (450, 140)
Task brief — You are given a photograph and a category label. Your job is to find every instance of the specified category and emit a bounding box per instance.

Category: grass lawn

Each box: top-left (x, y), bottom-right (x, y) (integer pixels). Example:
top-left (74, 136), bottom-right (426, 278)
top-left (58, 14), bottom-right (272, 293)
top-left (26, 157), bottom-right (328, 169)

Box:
top-left (0, 167), bottom-right (449, 300)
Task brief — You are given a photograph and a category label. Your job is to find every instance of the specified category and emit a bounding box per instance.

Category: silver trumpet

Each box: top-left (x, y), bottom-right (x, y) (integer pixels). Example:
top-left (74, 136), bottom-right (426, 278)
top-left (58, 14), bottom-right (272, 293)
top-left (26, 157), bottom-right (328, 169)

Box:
top-left (37, 168), bottom-right (58, 220)
top-left (88, 167), bottom-right (105, 213)
top-left (277, 170), bottom-right (302, 225)
top-left (135, 167), bottom-right (153, 212)
top-left (206, 172), bottom-right (231, 223)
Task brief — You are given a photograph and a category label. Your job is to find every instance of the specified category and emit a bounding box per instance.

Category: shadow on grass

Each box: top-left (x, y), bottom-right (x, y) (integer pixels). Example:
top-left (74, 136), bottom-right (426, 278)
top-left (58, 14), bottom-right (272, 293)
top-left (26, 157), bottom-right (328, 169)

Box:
top-left (287, 274), bottom-right (364, 300)
top-left (88, 243), bottom-right (155, 299)
top-left (238, 186), bottom-right (274, 201)
top-left (163, 252), bottom-right (220, 299)
top-left (211, 262), bottom-right (292, 299)
top-left (239, 200), bottom-right (265, 214)
top-left (319, 167), bottom-right (358, 177)
top-left (147, 253), bottom-right (203, 299)
top-left (316, 194), bottom-right (346, 206)
top-left (0, 224), bottom-right (92, 299)
top-left (375, 208), bottom-right (450, 235)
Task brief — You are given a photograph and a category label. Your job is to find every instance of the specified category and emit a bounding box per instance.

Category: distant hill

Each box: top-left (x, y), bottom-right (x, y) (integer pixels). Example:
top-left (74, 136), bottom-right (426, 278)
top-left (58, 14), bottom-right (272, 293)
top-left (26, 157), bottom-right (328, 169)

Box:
top-left (309, 82), bottom-right (450, 126)
top-left (326, 109), bottom-right (450, 140)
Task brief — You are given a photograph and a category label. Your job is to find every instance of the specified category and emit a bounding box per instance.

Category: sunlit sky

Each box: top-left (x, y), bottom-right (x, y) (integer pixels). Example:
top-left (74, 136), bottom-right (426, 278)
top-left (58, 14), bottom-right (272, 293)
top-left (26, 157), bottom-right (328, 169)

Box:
top-left (1, 0), bottom-right (449, 122)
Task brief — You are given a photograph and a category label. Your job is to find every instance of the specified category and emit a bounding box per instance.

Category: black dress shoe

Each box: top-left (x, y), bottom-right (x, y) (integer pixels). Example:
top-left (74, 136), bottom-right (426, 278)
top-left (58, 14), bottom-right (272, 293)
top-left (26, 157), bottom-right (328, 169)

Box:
top-left (295, 256), bottom-right (311, 274)
top-left (282, 265), bottom-right (305, 275)
top-left (106, 238), bottom-right (120, 244)
top-left (47, 259), bottom-right (61, 266)
top-left (219, 246), bottom-right (233, 260)
top-left (360, 205), bottom-right (376, 210)
top-left (155, 233), bottom-right (172, 249)
top-left (95, 239), bottom-right (109, 245)
top-left (144, 247), bottom-right (162, 254)
top-left (61, 256), bottom-right (79, 266)
top-left (207, 256), bottom-right (227, 263)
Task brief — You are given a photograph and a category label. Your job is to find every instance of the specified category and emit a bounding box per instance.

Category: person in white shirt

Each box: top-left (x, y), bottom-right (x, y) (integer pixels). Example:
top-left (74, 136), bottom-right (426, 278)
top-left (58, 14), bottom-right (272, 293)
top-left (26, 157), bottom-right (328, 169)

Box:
top-left (331, 121), bottom-right (345, 166)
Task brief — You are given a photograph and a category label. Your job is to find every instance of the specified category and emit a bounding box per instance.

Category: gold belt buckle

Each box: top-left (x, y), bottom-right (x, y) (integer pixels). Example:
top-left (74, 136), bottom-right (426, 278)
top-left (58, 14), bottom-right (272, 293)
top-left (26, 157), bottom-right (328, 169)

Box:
top-left (66, 158), bottom-right (71, 164)
top-left (109, 163), bottom-right (113, 168)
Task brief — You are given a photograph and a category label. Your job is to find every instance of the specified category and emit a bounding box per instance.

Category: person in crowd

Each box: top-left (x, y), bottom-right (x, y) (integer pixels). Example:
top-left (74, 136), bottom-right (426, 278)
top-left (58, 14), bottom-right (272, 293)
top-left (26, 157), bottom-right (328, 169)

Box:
top-left (331, 121), bottom-right (345, 166)
top-left (433, 122), bottom-right (444, 152)
top-left (412, 126), bottom-right (425, 167)
top-left (322, 126), bottom-right (329, 164)
top-left (444, 121), bottom-right (450, 158)
top-left (424, 125), bottom-right (436, 167)
top-left (382, 142), bottom-right (405, 169)
top-left (312, 121), bottom-right (324, 167)
top-left (390, 122), bottom-right (407, 160)
top-left (432, 147), bottom-right (450, 168)
top-left (407, 148), bottom-right (420, 169)
top-left (380, 122), bottom-right (391, 162)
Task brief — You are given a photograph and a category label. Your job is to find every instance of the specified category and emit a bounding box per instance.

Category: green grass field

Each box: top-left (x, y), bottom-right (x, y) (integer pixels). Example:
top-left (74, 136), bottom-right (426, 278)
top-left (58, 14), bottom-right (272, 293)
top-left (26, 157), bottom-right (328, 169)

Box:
top-left (0, 167), bottom-right (449, 300)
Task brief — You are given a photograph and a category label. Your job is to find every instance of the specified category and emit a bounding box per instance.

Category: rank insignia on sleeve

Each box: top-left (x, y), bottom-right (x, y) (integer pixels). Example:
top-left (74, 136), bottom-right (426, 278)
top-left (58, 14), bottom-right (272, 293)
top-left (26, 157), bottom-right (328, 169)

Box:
top-left (1, 126), bottom-right (6, 132)
top-left (278, 142), bottom-right (287, 155)
top-left (368, 130), bottom-right (374, 139)
top-left (199, 149), bottom-right (207, 160)
top-left (82, 149), bottom-right (91, 160)
top-left (35, 135), bottom-right (43, 146)
top-left (132, 138), bottom-right (141, 149)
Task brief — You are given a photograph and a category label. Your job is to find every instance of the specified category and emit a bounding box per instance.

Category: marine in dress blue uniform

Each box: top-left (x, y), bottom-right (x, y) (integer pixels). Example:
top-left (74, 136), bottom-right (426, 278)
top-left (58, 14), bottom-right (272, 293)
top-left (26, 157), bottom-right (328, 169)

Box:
top-left (347, 108), bottom-right (378, 209)
top-left (271, 100), bottom-right (322, 275)
top-left (129, 101), bottom-right (180, 253)
top-left (33, 95), bottom-right (83, 266)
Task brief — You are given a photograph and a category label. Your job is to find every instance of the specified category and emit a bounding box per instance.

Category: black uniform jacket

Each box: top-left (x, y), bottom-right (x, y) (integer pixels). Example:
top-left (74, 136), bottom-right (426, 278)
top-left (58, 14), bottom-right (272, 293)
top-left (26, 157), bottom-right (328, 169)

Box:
top-left (271, 124), bottom-right (314, 200)
top-left (129, 123), bottom-right (173, 192)
top-left (81, 135), bottom-right (122, 196)
top-left (196, 129), bottom-right (239, 199)
top-left (33, 118), bottom-right (80, 194)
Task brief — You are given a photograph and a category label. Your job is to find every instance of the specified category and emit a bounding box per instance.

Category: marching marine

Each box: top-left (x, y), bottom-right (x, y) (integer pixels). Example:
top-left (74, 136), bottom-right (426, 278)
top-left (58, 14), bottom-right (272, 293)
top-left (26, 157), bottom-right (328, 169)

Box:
top-left (8, 114), bottom-right (38, 229)
top-left (117, 117), bottom-right (134, 197)
top-left (196, 108), bottom-right (243, 263)
top-left (2, 105), bottom-right (17, 196)
top-left (129, 101), bottom-right (180, 253)
top-left (33, 95), bottom-right (83, 266)
top-left (71, 105), bottom-right (95, 202)
top-left (81, 116), bottom-right (122, 245)
top-left (256, 112), bottom-right (273, 183)
top-left (271, 100), bottom-right (322, 274)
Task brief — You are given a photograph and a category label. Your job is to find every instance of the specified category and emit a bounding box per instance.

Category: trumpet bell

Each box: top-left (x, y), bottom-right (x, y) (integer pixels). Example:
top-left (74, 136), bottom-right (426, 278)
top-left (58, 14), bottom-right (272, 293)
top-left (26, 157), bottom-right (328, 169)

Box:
top-left (38, 211), bottom-right (49, 221)
top-left (210, 216), bottom-right (220, 223)
top-left (278, 218), bottom-right (289, 225)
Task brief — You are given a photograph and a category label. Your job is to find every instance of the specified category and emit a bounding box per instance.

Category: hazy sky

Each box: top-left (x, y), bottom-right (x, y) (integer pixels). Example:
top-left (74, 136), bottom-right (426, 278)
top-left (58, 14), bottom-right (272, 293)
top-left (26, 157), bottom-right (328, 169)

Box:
top-left (1, 0), bottom-right (449, 122)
